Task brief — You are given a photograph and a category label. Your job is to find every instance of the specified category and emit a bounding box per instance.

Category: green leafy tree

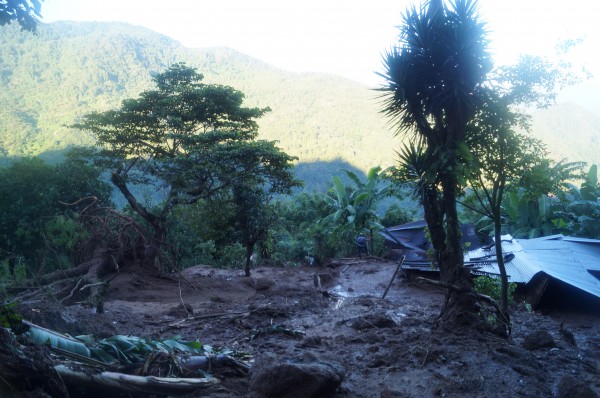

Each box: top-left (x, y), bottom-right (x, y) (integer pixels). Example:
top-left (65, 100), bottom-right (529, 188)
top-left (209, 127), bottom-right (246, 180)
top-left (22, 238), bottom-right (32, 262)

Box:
top-left (323, 166), bottom-right (393, 256)
top-left (464, 102), bottom-right (547, 318)
top-left (380, 0), bottom-right (491, 326)
top-left (272, 192), bottom-right (335, 265)
top-left (0, 0), bottom-right (43, 32)
top-left (497, 160), bottom-right (586, 240)
top-left (73, 63), bottom-right (299, 270)
top-left (0, 154), bottom-right (111, 275)
top-left (231, 185), bottom-right (274, 276)
top-left (558, 164), bottom-right (600, 239)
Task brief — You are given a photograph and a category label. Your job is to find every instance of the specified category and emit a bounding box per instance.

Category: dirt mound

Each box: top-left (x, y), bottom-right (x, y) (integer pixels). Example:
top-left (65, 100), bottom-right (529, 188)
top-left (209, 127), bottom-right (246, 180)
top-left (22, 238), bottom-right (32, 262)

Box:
top-left (16, 261), bottom-right (600, 397)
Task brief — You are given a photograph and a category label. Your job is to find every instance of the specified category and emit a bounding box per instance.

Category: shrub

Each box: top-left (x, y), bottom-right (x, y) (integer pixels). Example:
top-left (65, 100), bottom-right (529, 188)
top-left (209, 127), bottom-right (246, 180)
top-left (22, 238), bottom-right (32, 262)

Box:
top-left (474, 275), bottom-right (517, 304)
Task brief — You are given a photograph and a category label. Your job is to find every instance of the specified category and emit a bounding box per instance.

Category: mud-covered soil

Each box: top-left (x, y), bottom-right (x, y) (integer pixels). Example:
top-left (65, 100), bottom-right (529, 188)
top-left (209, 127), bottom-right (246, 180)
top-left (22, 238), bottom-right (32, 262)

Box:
top-left (20, 259), bottom-right (600, 397)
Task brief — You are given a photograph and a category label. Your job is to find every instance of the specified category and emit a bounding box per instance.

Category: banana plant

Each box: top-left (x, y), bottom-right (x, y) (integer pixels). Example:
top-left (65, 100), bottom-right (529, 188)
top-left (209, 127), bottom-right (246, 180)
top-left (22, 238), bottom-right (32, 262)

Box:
top-left (323, 166), bottom-right (394, 255)
top-left (559, 164), bottom-right (600, 238)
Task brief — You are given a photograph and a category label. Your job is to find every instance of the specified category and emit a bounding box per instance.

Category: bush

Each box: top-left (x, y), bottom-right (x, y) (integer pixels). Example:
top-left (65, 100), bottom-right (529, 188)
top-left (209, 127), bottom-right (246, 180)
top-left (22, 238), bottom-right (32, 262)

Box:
top-left (474, 275), bottom-right (517, 304)
top-left (216, 243), bottom-right (246, 269)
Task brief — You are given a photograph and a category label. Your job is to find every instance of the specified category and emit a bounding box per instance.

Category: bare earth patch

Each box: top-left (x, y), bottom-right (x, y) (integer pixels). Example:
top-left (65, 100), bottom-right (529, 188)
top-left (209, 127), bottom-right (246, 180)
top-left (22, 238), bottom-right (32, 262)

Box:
top-left (19, 259), bottom-right (600, 397)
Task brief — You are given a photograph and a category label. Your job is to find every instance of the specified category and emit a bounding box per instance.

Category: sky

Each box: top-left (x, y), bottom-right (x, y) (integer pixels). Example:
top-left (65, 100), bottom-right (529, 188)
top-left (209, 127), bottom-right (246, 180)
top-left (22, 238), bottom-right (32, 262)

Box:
top-left (41, 0), bottom-right (600, 114)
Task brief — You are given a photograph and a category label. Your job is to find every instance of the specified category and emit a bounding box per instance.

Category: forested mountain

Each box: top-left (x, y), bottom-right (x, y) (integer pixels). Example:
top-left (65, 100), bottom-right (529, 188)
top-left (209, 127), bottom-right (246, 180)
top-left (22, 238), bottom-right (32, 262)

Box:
top-left (529, 103), bottom-right (600, 168)
top-left (1, 21), bottom-right (598, 177)
top-left (0, 21), bottom-right (398, 174)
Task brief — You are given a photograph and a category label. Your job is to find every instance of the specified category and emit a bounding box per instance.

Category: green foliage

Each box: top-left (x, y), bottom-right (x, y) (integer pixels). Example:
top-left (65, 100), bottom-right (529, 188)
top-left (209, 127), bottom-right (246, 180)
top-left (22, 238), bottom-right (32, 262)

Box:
top-left (44, 215), bottom-right (89, 252)
top-left (474, 276), bottom-right (517, 305)
top-left (164, 201), bottom-right (230, 269)
top-left (381, 202), bottom-right (414, 227)
top-left (216, 243), bottom-right (246, 269)
top-left (74, 63), bottom-right (299, 270)
top-left (270, 193), bottom-right (335, 264)
top-left (0, 0), bottom-right (43, 32)
top-left (0, 302), bottom-right (22, 329)
top-left (0, 154), bottom-right (112, 274)
top-left (25, 323), bottom-right (249, 370)
top-left (558, 164), bottom-right (600, 238)
top-left (322, 166), bottom-right (394, 257)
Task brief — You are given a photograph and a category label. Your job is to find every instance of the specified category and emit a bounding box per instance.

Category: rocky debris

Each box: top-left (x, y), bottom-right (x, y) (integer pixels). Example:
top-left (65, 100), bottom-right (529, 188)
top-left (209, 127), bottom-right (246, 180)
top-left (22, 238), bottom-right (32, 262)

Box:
top-left (522, 330), bottom-right (555, 350)
top-left (560, 321), bottom-right (577, 347)
top-left (249, 352), bottom-right (345, 398)
top-left (252, 277), bottom-right (276, 291)
top-left (555, 375), bottom-right (598, 398)
top-left (350, 314), bottom-right (397, 330)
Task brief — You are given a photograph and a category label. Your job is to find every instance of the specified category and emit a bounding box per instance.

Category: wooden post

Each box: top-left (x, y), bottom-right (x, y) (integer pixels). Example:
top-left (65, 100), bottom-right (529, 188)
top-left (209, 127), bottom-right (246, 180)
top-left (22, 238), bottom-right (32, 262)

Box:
top-left (382, 256), bottom-right (405, 299)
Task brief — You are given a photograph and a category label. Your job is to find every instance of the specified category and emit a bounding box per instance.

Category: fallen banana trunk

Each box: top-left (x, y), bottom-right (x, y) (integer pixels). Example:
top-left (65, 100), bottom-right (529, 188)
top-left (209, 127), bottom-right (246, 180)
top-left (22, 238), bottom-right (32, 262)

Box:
top-left (55, 364), bottom-right (220, 395)
top-left (182, 354), bottom-right (251, 376)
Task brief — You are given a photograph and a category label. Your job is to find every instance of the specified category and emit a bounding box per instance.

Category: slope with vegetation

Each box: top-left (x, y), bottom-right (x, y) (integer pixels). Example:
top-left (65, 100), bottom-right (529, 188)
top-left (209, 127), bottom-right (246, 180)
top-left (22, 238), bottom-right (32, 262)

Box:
top-left (0, 21), bottom-right (397, 173)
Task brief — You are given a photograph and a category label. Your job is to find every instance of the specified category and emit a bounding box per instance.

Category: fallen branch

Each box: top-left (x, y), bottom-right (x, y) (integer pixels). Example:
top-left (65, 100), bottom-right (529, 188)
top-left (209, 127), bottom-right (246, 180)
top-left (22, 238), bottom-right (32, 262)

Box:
top-left (60, 279), bottom-right (84, 303)
top-left (79, 281), bottom-right (105, 292)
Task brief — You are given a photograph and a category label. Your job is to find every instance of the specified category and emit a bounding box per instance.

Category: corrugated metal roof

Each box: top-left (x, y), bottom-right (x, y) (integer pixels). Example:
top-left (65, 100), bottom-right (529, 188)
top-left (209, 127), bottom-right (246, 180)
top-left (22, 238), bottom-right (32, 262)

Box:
top-left (517, 236), bottom-right (600, 298)
top-left (467, 235), bottom-right (600, 299)
top-left (466, 235), bottom-right (541, 283)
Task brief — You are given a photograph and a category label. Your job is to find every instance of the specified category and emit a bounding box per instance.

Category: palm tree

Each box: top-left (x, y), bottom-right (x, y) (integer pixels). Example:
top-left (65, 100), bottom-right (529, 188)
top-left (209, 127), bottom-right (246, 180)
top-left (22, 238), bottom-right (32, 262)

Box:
top-left (379, 0), bottom-right (492, 327)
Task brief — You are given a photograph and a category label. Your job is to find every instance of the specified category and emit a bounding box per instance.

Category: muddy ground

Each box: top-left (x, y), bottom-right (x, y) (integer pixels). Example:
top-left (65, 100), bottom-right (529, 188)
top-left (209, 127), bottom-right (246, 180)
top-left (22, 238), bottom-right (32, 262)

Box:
top-left (19, 259), bottom-right (600, 397)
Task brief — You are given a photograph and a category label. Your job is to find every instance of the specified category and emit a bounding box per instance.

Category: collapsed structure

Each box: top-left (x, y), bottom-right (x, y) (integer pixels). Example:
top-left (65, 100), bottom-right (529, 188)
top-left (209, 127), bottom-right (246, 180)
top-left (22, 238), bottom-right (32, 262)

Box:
top-left (382, 221), bottom-right (600, 308)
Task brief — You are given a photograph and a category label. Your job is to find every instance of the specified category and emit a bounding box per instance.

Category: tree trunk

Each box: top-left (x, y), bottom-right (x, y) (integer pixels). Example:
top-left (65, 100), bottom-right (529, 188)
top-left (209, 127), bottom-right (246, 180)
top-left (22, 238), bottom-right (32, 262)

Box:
top-left (244, 244), bottom-right (253, 277)
top-left (111, 172), bottom-right (164, 270)
top-left (421, 186), bottom-right (445, 260)
top-left (437, 171), bottom-right (478, 328)
top-left (494, 217), bottom-right (510, 317)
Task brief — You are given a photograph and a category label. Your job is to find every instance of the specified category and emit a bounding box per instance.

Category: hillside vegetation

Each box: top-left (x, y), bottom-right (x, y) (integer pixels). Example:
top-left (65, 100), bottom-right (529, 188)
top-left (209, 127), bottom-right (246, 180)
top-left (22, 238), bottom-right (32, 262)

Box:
top-left (0, 22), bottom-right (398, 173)
top-left (1, 21), bottom-right (598, 174)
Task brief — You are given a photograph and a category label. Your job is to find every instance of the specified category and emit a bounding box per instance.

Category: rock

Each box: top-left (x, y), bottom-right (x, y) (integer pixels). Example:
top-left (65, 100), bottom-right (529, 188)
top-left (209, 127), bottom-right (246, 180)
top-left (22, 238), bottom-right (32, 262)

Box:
top-left (522, 330), bottom-right (555, 350)
top-left (560, 322), bottom-right (577, 347)
top-left (249, 352), bottom-right (345, 398)
top-left (555, 375), bottom-right (598, 398)
top-left (351, 314), bottom-right (396, 330)
top-left (253, 277), bottom-right (276, 291)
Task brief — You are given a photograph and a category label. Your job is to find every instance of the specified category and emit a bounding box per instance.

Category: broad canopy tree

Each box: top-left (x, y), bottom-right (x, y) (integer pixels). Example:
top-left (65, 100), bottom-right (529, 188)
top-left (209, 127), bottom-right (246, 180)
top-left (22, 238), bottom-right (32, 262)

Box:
top-left (380, 0), bottom-right (492, 327)
top-left (74, 63), bottom-right (299, 271)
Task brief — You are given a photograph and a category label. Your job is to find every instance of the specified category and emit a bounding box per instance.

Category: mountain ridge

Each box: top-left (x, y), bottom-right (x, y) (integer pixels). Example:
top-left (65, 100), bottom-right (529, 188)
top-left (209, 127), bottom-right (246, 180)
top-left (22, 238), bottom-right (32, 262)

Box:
top-left (1, 21), bottom-right (597, 174)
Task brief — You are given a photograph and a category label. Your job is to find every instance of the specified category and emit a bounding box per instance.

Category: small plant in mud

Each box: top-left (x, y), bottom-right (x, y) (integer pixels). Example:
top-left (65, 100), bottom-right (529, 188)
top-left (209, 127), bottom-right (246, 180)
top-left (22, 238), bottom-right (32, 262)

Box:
top-left (474, 275), bottom-right (516, 304)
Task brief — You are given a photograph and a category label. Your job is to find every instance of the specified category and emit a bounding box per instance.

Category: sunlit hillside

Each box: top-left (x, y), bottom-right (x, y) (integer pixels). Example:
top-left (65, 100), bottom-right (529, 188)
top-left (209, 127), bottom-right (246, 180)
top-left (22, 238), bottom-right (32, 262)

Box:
top-left (0, 22), bottom-right (399, 173)
top-left (529, 103), bottom-right (600, 168)
top-left (1, 21), bottom-right (597, 176)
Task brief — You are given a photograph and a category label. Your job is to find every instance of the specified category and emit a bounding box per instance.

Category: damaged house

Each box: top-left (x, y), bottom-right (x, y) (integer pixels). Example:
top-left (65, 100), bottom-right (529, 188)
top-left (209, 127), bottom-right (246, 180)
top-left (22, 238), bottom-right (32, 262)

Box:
top-left (382, 221), bottom-right (600, 310)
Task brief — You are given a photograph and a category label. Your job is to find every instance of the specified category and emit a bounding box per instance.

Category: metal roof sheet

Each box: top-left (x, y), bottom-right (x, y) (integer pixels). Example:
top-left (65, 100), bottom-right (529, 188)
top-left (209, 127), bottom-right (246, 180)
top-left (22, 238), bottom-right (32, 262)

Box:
top-left (469, 235), bottom-right (600, 299)
top-left (516, 236), bottom-right (600, 298)
top-left (467, 235), bottom-right (541, 283)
